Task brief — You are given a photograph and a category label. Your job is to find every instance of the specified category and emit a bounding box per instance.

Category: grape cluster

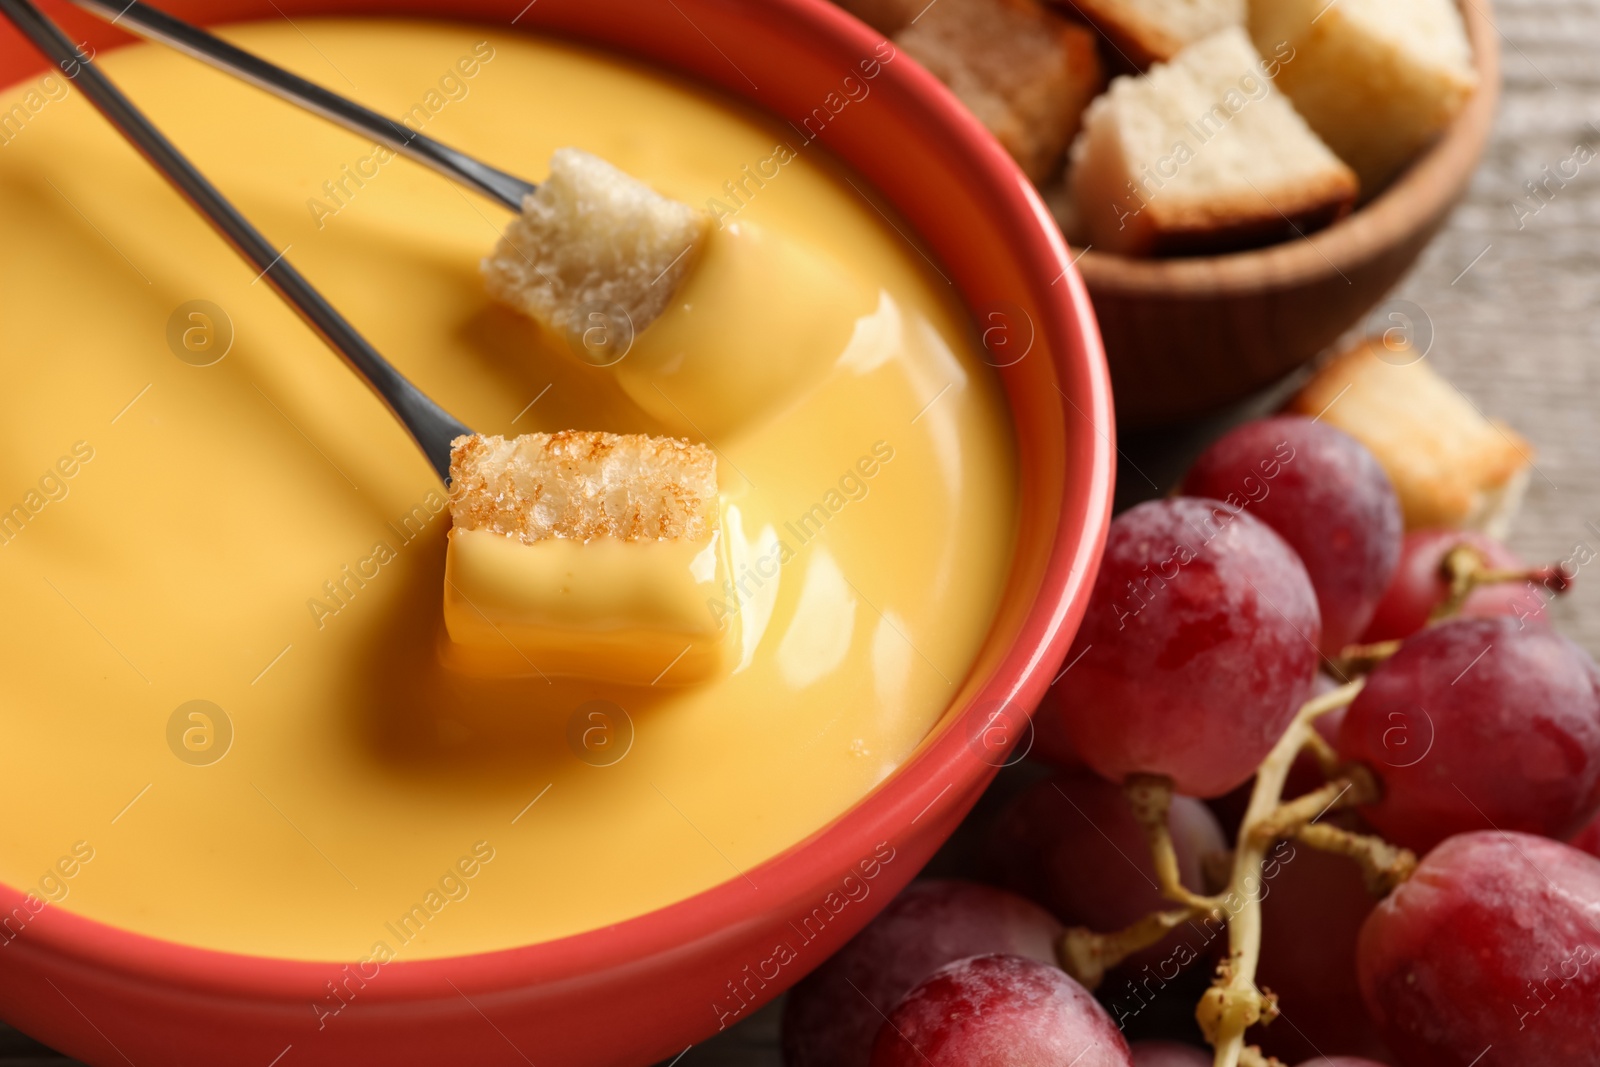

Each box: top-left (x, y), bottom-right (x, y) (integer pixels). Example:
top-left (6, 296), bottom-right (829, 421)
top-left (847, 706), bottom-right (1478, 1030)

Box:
top-left (779, 415), bottom-right (1599, 1067)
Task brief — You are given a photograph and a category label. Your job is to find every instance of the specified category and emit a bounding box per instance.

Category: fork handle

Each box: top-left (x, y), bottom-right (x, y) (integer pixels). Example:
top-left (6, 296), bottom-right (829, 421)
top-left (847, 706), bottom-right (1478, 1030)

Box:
top-left (0, 0), bottom-right (472, 482)
top-left (69, 0), bottom-right (536, 212)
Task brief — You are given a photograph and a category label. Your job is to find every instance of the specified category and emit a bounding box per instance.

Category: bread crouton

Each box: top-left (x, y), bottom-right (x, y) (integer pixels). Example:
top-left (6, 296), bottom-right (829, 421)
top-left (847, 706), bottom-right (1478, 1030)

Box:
top-left (481, 148), bottom-right (708, 343)
top-left (1286, 340), bottom-right (1532, 536)
top-left (1250, 0), bottom-right (1478, 192)
top-left (443, 431), bottom-right (730, 685)
top-left (1068, 28), bottom-right (1357, 255)
top-left (838, 0), bottom-right (1104, 183)
top-left (448, 431), bottom-right (718, 544)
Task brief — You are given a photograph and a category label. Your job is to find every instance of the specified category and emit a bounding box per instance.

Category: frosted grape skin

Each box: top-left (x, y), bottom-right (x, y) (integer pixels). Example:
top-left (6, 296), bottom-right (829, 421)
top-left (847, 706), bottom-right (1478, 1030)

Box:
top-left (1182, 415), bottom-right (1401, 654)
top-left (1356, 831), bottom-right (1600, 1066)
top-left (869, 955), bottom-right (1133, 1067)
top-left (1054, 497), bottom-right (1322, 797)
top-left (1338, 616), bottom-right (1600, 852)
top-left (1130, 1040), bottom-right (1211, 1066)
top-left (781, 880), bottom-right (1063, 1067)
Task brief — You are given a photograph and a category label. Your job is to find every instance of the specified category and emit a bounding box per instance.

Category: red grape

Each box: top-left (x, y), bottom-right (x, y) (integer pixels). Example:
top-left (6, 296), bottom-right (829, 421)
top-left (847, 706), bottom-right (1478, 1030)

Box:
top-left (781, 880), bottom-right (1063, 1067)
top-left (1362, 529), bottom-right (1549, 642)
top-left (986, 770), bottom-right (1224, 976)
top-left (1357, 831), bottom-right (1600, 1065)
top-left (1130, 1040), bottom-right (1211, 1066)
top-left (1254, 840), bottom-right (1390, 1062)
top-left (869, 955), bottom-right (1133, 1067)
top-left (1574, 814), bottom-right (1600, 859)
top-left (1338, 617), bottom-right (1600, 852)
top-left (1182, 416), bottom-right (1401, 654)
top-left (1054, 497), bottom-right (1321, 797)
top-left (1030, 687), bottom-right (1085, 769)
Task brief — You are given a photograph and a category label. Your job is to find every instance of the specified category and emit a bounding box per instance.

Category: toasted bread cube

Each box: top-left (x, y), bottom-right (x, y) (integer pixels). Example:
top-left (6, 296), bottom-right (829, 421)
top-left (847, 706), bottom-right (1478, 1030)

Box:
top-left (900, 0), bottom-right (1104, 182)
top-left (838, 0), bottom-right (1104, 183)
top-left (1251, 0), bottom-right (1478, 191)
top-left (1287, 341), bottom-right (1532, 536)
top-left (448, 431), bottom-right (717, 544)
top-left (482, 148), bottom-right (709, 342)
top-left (1068, 28), bottom-right (1357, 255)
top-left (443, 432), bottom-right (731, 684)
top-left (1066, 0), bottom-right (1245, 66)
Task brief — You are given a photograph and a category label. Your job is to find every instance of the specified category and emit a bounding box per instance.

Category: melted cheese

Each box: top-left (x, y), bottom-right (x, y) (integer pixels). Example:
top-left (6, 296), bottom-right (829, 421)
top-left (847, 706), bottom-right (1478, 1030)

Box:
top-left (0, 19), bottom-right (1016, 960)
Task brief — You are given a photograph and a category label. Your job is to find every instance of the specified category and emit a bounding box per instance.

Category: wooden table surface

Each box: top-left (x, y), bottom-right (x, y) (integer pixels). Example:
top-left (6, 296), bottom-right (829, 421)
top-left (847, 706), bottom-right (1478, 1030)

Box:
top-left (4, 0), bottom-right (1594, 1062)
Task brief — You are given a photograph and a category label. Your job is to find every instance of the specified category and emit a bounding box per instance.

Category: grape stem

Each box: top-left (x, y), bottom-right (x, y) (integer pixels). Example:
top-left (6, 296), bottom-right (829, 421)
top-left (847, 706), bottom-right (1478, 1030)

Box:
top-left (1432, 542), bottom-right (1572, 623)
top-left (1329, 639), bottom-right (1402, 677)
top-left (1294, 822), bottom-right (1416, 895)
top-left (1056, 775), bottom-right (1232, 989)
top-left (1299, 729), bottom-right (1342, 779)
top-left (1248, 766), bottom-right (1378, 842)
top-left (1333, 544), bottom-right (1575, 676)
top-left (1057, 905), bottom-right (1211, 990)
top-left (1126, 774), bottom-right (1227, 911)
top-left (1201, 679), bottom-right (1365, 1067)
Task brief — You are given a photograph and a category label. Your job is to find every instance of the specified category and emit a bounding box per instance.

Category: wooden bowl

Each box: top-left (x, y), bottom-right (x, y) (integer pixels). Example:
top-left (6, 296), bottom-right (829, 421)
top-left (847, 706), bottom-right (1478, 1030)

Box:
top-left (1079, 0), bottom-right (1501, 428)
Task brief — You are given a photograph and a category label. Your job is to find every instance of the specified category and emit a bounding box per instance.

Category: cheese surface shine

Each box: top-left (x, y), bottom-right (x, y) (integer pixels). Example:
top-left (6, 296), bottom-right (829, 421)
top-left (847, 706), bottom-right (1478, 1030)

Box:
top-left (0, 20), bottom-right (1017, 959)
top-left (442, 527), bottom-right (733, 684)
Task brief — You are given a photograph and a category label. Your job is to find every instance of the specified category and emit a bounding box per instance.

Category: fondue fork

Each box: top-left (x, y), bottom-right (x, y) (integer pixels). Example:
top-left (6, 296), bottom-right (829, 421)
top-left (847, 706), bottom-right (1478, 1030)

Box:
top-left (0, 0), bottom-right (471, 483)
top-left (68, 0), bottom-right (537, 212)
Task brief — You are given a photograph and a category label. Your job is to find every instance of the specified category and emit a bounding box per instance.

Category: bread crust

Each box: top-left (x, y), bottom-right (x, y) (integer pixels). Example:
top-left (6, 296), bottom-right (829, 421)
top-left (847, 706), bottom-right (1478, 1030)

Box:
top-left (1066, 0), bottom-right (1187, 65)
top-left (1058, 0), bottom-right (1245, 66)
top-left (1138, 170), bottom-right (1356, 255)
top-left (1068, 27), bottom-right (1358, 256)
top-left (449, 432), bottom-right (718, 544)
top-left (1287, 341), bottom-right (1532, 531)
top-left (887, 0), bottom-right (1105, 182)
